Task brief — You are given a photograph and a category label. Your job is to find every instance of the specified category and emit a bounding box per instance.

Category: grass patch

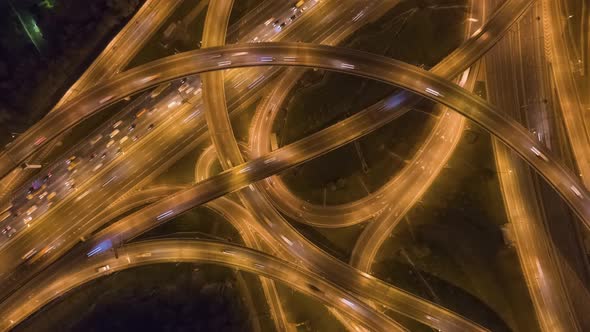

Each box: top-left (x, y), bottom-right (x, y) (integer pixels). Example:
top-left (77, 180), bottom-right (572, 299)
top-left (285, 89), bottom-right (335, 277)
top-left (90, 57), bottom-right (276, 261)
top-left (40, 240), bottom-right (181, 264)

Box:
top-left (275, 282), bottom-right (345, 331)
top-left (137, 205), bottom-right (243, 245)
top-left (373, 123), bottom-right (539, 331)
top-left (277, 0), bottom-right (467, 206)
top-left (15, 264), bottom-right (252, 332)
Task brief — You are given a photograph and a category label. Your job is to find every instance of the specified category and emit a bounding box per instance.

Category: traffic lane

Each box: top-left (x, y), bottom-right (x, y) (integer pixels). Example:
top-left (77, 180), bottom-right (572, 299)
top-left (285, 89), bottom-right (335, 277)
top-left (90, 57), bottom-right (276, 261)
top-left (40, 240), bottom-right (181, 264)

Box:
top-left (0, 72), bottom-right (275, 297)
top-left (6, 42), bottom-right (589, 267)
top-left (6, 38), bottom-right (578, 229)
top-left (350, 110), bottom-right (466, 270)
top-left (84, 122), bottom-right (485, 332)
top-left (0, 0), bottom-right (345, 291)
top-left (0, 240), bottom-right (406, 332)
top-left (0, 89), bottom-right (175, 250)
top-left (0, 0), bottom-right (376, 178)
top-left (248, 0), bottom-right (410, 226)
top-left (54, 0), bottom-right (181, 108)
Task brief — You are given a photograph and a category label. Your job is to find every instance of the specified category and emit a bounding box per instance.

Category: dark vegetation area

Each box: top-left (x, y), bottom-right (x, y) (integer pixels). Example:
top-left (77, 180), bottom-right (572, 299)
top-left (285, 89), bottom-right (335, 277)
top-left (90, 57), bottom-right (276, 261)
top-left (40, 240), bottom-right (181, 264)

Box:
top-left (0, 0), bottom-right (143, 146)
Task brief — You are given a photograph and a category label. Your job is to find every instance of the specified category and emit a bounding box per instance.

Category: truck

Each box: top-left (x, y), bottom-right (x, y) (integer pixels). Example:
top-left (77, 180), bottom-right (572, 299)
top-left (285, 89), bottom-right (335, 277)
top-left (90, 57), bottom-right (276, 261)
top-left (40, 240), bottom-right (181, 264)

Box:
top-left (90, 134), bottom-right (103, 145)
top-left (26, 205), bottom-right (38, 216)
top-left (136, 108), bottom-right (147, 118)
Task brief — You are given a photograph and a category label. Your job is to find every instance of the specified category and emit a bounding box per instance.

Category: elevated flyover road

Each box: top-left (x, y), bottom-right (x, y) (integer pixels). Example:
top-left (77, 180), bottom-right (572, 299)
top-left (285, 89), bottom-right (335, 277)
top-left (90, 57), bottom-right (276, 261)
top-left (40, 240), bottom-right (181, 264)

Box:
top-left (0, 0), bottom-right (181, 199)
top-left (5, 43), bottom-right (589, 232)
top-left (53, 0), bottom-right (181, 109)
top-left (0, 0), bottom-right (533, 181)
top-left (0, 0), bottom-right (380, 301)
top-left (249, 0), bottom-right (483, 227)
top-left (0, 240), bottom-right (405, 332)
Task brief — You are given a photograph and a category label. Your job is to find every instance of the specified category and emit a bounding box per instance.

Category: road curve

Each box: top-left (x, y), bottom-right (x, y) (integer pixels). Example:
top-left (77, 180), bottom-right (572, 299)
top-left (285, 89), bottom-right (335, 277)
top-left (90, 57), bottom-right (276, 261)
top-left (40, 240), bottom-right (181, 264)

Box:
top-left (0, 0), bottom-right (180, 201)
top-left (0, 240), bottom-right (404, 332)
top-left (0, 0), bottom-right (533, 177)
top-left (2, 40), bottom-right (587, 330)
top-left (4, 41), bottom-right (585, 232)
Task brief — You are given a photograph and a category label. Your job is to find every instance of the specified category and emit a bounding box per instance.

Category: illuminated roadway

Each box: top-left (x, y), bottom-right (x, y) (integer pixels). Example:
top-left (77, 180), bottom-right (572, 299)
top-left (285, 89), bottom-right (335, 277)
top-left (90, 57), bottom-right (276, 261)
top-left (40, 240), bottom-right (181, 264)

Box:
top-left (248, 0), bottom-right (482, 227)
top-left (3, 41), bottom-right (587, 233)
top-left (0, 0), bottom-right (181, 200)
top-left (0, 0), bottom-right (414, 326)
top-left (0, 1), bottom-right (584, 330)
top-left (35, 40), bottom-right (590, 330)
top-left (485, 1), bottom-right (580, 330)
top-left (0, 0), bottom-right (342, 287)
top-left (543, 0), bottom-right (590, 189)
top-left (0, 0), bottom-right (411, 287)
top-left (3, 37), bottom-right (586, 330)
top-left (0, 240), bottom-right (404, 332)
top-left (4, 38), bottom-right (584, 332)
top-left (0, 0), bottom-right (404, 292)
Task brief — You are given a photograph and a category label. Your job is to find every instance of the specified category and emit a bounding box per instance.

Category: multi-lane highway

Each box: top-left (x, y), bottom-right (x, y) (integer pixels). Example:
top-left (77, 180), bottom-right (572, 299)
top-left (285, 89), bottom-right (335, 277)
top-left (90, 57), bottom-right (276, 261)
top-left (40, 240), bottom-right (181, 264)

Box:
top-left (0, 240), bottom-right (405, 332)
top-left (485, 1), bottom-right (580, 330)
top-left (0, 0), bottom-right (398, 297)
top-left (2, 40), bottom-right (585, 330)
top-left (249, 0), bottom-right (482, 228)
top-left (0, 0), bottom-right (181, 202)
top-left (0, 0), bottom-right (587, 330)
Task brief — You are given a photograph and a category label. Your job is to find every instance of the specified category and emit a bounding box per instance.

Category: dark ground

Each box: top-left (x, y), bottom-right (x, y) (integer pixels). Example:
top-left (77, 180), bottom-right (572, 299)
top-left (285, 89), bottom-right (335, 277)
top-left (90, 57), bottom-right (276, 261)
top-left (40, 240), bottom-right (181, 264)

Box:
top-left (0, 0), bottom-right (144, 147)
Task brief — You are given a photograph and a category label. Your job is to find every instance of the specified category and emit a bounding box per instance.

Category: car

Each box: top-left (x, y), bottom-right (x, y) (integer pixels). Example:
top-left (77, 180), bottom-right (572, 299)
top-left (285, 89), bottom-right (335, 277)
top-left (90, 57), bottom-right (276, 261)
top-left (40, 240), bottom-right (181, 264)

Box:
top-left (116, 147), bottom-right (123, 157)
top-left (46, 192), bottom-right (57, 201)
top-left (178, 83), bottom-right (190, 92)
top-left (109, 129), bottom-right (120, 138)
top-left (93, 163), bottom-right (103, 172)
top-left (280, 22), bottom-right (286, 28)
top-left (23, 216), bottom-right (32, 224)
top-left (119, 136), bottom-right (129, 144)
top-left (136, 108), bottom-right (147, 118)
top-left (67, 160), bottom-right (79, 172)
top-left (22, 248), bottom-right (38, 260)
top-left (89, 153), bottom-right (97, 160)
top-left (96, 265), bottom-right (111, 273)
top-left (112, 120), bottom-right (123, 129)
top-left (2, 226), bottom-right (17, 238)
top-left (132, 135), bottom-right (140, 142)
top-left (308, 283), bottom-right (321, 293)
top-left (147, 124), bottom-right (155, 131)
top-left (90, 135), bottom-right (102, 145)
top-left (106, 139), bottom-right (115, 148)
top-left (66, 155), bottom-right (77, 165)
top-left (26, 205), bottom-right (37, 216)
top-left (128, 123), bottom-right (136, 131)
top-left (38, 191), bottom-right (48, 200)
top-left (101, 152), bottom-right (107, 159)
top-left (41, 172), bottom-right (52, 183)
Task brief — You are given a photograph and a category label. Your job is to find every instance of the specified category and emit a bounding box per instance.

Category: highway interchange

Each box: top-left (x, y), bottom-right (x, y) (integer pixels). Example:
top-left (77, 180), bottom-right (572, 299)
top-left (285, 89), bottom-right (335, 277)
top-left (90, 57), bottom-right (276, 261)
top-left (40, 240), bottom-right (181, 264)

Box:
top-left (0, 0), bottom-right (588, 331)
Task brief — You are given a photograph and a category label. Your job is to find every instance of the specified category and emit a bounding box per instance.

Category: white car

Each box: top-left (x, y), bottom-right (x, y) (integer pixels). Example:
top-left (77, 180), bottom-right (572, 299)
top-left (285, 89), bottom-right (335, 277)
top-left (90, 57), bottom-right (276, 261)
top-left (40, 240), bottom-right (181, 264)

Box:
top-left (96, 265), bottom-right (111, 273)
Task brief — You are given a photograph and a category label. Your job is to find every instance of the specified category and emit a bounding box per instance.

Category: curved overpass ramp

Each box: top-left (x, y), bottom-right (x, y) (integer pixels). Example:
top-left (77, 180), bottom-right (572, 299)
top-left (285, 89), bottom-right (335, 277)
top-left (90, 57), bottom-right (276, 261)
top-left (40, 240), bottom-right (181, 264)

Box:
top-left (0, 240), bottom-right (404, 332)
